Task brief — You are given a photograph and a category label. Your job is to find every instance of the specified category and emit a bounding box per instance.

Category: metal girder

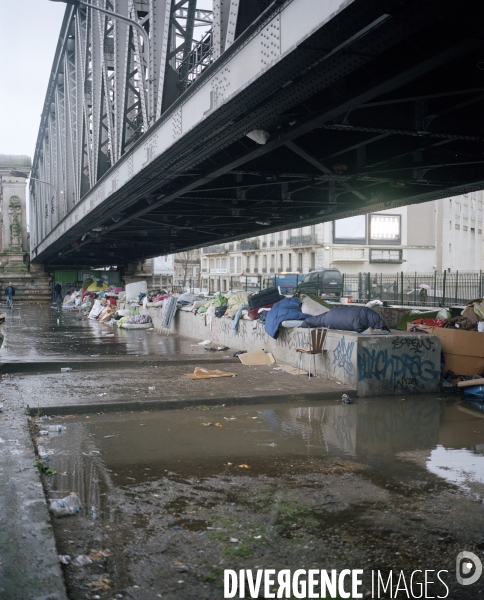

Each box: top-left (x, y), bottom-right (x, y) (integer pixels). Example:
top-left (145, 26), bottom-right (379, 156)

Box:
top-left (30, 0), bottom-right (484, 267)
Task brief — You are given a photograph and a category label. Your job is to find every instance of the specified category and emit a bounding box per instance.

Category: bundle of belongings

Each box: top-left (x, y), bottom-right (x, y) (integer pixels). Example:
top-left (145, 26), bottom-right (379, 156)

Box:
top-left (402, 298), bottom-right (484, 332)
top-left (300, 305), bottom-right (391, 334)
top-left (116, 313), bottom-right (153, 329)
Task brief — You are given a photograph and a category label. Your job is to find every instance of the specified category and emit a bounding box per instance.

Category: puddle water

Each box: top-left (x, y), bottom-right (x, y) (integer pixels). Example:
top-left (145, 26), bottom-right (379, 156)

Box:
top-left (41, 397), bottom-right (484, 499)
top-left (37, 397), bottom-right (484, 599)
top-left (0, 305), bottom-right (206, 359)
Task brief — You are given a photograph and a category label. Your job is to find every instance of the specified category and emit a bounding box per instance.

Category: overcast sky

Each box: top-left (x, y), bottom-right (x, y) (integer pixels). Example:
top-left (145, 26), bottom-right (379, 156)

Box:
top-left (0, 0), bottom-right (65, 158)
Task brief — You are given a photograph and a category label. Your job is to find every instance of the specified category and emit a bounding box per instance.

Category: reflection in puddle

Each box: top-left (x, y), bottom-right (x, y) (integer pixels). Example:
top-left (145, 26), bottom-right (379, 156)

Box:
top-left (41, 397), bottom-right (484, 506)
top-left (427, 446), bottom-right (484, 488)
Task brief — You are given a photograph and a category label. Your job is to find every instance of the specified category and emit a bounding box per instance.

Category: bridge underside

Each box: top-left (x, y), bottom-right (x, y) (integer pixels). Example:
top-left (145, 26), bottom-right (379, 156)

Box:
top-left (38, 0), bottom-right (484, 267)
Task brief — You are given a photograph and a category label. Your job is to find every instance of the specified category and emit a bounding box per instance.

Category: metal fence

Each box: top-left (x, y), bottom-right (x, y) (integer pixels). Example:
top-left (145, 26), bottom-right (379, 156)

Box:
top-left (341, 271), bottom-right (484, 306)
top-left (204, 271), bottom-right (483, 306)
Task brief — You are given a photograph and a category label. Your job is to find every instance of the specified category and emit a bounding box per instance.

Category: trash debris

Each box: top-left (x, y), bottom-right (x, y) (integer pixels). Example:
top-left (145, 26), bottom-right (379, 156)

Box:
top-left (89, 549), bottom-right (112, 561)
top-left (224, 416), bottom-right (237, 420)
top-left (47, 425), bottom-right (65, 432)
top-left (49, 494), bottom-right (82, 518)
top-left (88, 578), bottom-right (111, 591)
top-left (34, 460), bottom-right (57, 476)
top-left (278, 363), bottom-right (307, 376)
top-left (341, 394), bottom-right (352, 404)
top-left (39, 430), bottom-right (49, 436)
top-left (230, 538), bottom-right (239, 543)
top-left (214, 423), bottom-right (223, 427)
top-left (204, 346), bottom-right (229, 352)
top-left (98, 393), bottom-right (107, 397)
top-left (239, 464), bottom-right (250, 469)
top-left (238, 350), bottom-right (275, 365)
top-left (58, 555), bottom-right (71, 565)
top-left (0, 403), bottom-right (3, 412)
top-left (60, 367), bottom-right (72, 372)
top-left (148, 386), bottom-right (156, 391)
top-left (37, 445), bottom-right (50, 460)
top-left (198, 339), bottom-right (211, 345)
top-left (185, 367), bottom-right (237, 380)
top-left (233, 350), bottom-right (247, 357)
top-left (72, 554), bottom-right (93, 567)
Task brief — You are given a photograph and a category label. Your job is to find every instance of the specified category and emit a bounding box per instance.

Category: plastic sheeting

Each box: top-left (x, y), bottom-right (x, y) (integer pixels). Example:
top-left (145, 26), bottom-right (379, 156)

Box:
top-left (125, 281), bottom-right (147, 302)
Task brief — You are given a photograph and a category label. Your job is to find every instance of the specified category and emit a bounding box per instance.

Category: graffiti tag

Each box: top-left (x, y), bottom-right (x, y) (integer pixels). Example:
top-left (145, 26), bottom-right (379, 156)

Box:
top-left (332, 336), bottom-right (356, 376)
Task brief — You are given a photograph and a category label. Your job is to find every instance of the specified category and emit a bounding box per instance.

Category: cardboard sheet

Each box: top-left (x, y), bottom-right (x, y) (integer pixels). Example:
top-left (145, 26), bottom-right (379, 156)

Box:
top-left (185, 367), bottom-right (237, 380)
top-left (238, 350), bottom-right (275, 365)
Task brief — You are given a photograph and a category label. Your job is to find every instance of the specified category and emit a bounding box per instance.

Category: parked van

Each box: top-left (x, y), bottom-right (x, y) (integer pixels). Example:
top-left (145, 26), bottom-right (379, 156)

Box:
top-left (266, 273), bottom-right (306, 295)
top-left (295, 269), bottom-right (343, 297)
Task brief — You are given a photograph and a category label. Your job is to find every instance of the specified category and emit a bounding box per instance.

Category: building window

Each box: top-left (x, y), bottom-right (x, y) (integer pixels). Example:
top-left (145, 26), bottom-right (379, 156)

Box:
top-left (221, 258), bottom-right (227, 269)
top-left (297, 253), bottom-right (303, 271)
top-left (369, 249), bottom-right (403, 263)
top-left (230, 257), bottom-right (234, 271)
top-left (456, 202), bottom-right (461, 212)
top-left (279, 254), bottom-right (283, 270)
top-left (463, 226), bottom-right (468, 231)
top-left (449, 244), bottom-right (452, 252)
top-left (236, 257), bottom-right (241, 271)
top-left (471, 228), bottom-right (475, 234)
top-left (216, 258), bottom-right (220, 268)
top-left (449, 220), bottom-right (452, 230)
top-left (262, 255), bottom-right (267, 269)
top-left (369, 214), bottom-right (401, 244)
top-left (310, 252), bottom-right (315, 270)
top-left (254, 255), bottom-right (258, 269)
top-left (464, 205), bottom-right (468, 217)
top-left (288, 254), bottom-right (292, 270)
top-left (455, 224), bottom-right (460, 230)
top-left (271, 254), bottom-right (275, 269)
top-left (333, 215), bottom-right (366, 244)
top-left (478, 229), bottom-right (482, 235)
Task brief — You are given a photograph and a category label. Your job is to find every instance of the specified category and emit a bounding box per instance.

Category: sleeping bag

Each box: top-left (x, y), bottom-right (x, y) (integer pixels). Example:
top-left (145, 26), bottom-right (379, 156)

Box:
top-left (300, 306), bottom-right (390, 333)
top-left (265, 297), bottom-right (311, 339)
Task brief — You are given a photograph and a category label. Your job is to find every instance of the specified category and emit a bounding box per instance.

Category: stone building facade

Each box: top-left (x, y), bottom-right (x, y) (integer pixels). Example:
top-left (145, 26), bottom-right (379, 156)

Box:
top-left (0, 155), bottom-right (51, 301)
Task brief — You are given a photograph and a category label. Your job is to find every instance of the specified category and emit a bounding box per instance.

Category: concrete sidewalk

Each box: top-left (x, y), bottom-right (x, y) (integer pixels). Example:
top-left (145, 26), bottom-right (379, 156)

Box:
top-left (0, 399), bottom-right (68, 600)
top-left (5, 358), bottom-right (352, 415)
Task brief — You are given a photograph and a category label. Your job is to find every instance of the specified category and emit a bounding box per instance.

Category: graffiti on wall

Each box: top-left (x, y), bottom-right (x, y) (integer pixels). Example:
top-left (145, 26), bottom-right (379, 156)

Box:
top-left (358, 336), bottom-right (440, 394)
top-left (332, 336), bottom-right (356, 377)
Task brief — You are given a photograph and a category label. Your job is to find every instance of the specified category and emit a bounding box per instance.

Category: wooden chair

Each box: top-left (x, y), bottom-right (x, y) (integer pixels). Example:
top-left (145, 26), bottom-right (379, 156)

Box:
top-left (296, 328), bottom-right (327, 379)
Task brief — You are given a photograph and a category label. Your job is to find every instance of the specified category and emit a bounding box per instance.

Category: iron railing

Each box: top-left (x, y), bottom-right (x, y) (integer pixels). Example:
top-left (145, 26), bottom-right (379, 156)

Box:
top-left (238, 240), bottom-right (259, 251)
top-left (288, 234), bottom-right (317, 246)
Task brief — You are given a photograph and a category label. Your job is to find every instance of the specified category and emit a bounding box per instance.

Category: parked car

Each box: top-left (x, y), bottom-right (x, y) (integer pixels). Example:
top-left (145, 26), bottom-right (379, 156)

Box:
top-left (267, 273), bottom-right (306, 295)
top-left (295, 269), bottom-right (343, 297)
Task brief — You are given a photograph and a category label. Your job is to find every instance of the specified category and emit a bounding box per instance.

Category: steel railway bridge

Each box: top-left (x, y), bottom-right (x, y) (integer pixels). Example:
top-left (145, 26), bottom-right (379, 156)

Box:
top-left (29, 0), bottom-right (484, 267)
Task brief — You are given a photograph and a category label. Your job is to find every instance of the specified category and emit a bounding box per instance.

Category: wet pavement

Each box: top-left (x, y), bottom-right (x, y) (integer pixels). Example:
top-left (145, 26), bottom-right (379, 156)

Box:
top-left (1, 305), bottom-right (484, 599)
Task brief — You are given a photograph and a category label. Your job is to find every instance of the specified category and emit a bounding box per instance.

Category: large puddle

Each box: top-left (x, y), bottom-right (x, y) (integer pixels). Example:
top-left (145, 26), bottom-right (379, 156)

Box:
top-left (36, 398), bottom-right (484, 599)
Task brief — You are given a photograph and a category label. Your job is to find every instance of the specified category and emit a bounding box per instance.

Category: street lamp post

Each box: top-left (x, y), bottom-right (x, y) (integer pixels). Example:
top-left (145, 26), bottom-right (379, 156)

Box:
top-left (49, 0), bottom-right (153, 125)
top-left (10, 170), bottom-right (59, 191)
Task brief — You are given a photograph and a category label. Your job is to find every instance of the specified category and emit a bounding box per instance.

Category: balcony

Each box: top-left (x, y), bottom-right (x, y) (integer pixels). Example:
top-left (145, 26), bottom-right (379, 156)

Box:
top-left (203, 244), bottom-right (227, 254)
top-left (270, 268), bottom-right (275, 273)
top-left (288, 235), bottom-right (317, 247)
top-left (278, 267), bottom-right (283, 273)
top-left (254, 268), bottom-right (258, 273)
top-left (262, 242), bottom-right (267, 248)
top-left (277, 239), bottom-right (283, 246)
top-left (262, 268), bottom-right (267, 273)
top-left (237, 240), bottom-right (259, 251)
top-left (269, 241), bottom-right (275, 247)
top-left (202, 268), bottom-right (208, 273)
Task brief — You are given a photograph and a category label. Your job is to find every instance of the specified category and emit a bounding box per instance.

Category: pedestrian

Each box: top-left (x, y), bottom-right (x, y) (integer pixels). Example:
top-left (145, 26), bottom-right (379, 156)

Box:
top-left (419, 287), bottom-right (428, 305)
top-left (5, 282), bottom-right (15, 309)
top-left (53, 282), bottom-right (63, 303)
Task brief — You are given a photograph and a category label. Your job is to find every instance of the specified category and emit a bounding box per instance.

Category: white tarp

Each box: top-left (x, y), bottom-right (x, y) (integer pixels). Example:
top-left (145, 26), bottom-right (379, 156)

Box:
top-left (125, 281), bottom-right (147, 302)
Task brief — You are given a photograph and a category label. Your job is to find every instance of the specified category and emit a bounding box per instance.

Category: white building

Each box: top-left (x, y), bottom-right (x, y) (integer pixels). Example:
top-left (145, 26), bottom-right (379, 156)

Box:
top-left (200, 193), bottom-right (483, 292)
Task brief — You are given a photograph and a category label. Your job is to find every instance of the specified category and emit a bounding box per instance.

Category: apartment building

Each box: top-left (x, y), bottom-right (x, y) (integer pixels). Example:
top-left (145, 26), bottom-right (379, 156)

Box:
top-left (200, 193), bottom-right (484, 292)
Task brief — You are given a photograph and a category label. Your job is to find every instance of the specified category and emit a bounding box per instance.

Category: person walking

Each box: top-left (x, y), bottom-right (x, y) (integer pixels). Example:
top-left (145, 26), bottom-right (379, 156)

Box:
top-left (5, 282), bottom-right (15, 309)
top-left (53, 282), bottom-right (63, 304)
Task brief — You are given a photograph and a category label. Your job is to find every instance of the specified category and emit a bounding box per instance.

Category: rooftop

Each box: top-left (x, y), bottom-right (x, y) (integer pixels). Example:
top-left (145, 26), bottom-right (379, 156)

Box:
top-left (0, 155), bottom-right (32, 168)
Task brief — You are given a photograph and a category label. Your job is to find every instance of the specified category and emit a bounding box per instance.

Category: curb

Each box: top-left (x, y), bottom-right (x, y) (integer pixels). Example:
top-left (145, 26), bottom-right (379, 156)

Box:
top-left (27, 389), bottom-right (354, 416)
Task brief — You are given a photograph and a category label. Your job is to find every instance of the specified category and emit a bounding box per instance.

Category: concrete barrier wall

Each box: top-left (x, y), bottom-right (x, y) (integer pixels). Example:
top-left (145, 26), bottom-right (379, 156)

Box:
top-left (142, 307), bottom-right (441, 397)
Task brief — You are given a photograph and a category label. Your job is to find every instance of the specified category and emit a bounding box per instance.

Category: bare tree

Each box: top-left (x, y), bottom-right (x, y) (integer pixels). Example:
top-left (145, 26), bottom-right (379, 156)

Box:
top-left (176, 249), bottom-right (201, 288)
